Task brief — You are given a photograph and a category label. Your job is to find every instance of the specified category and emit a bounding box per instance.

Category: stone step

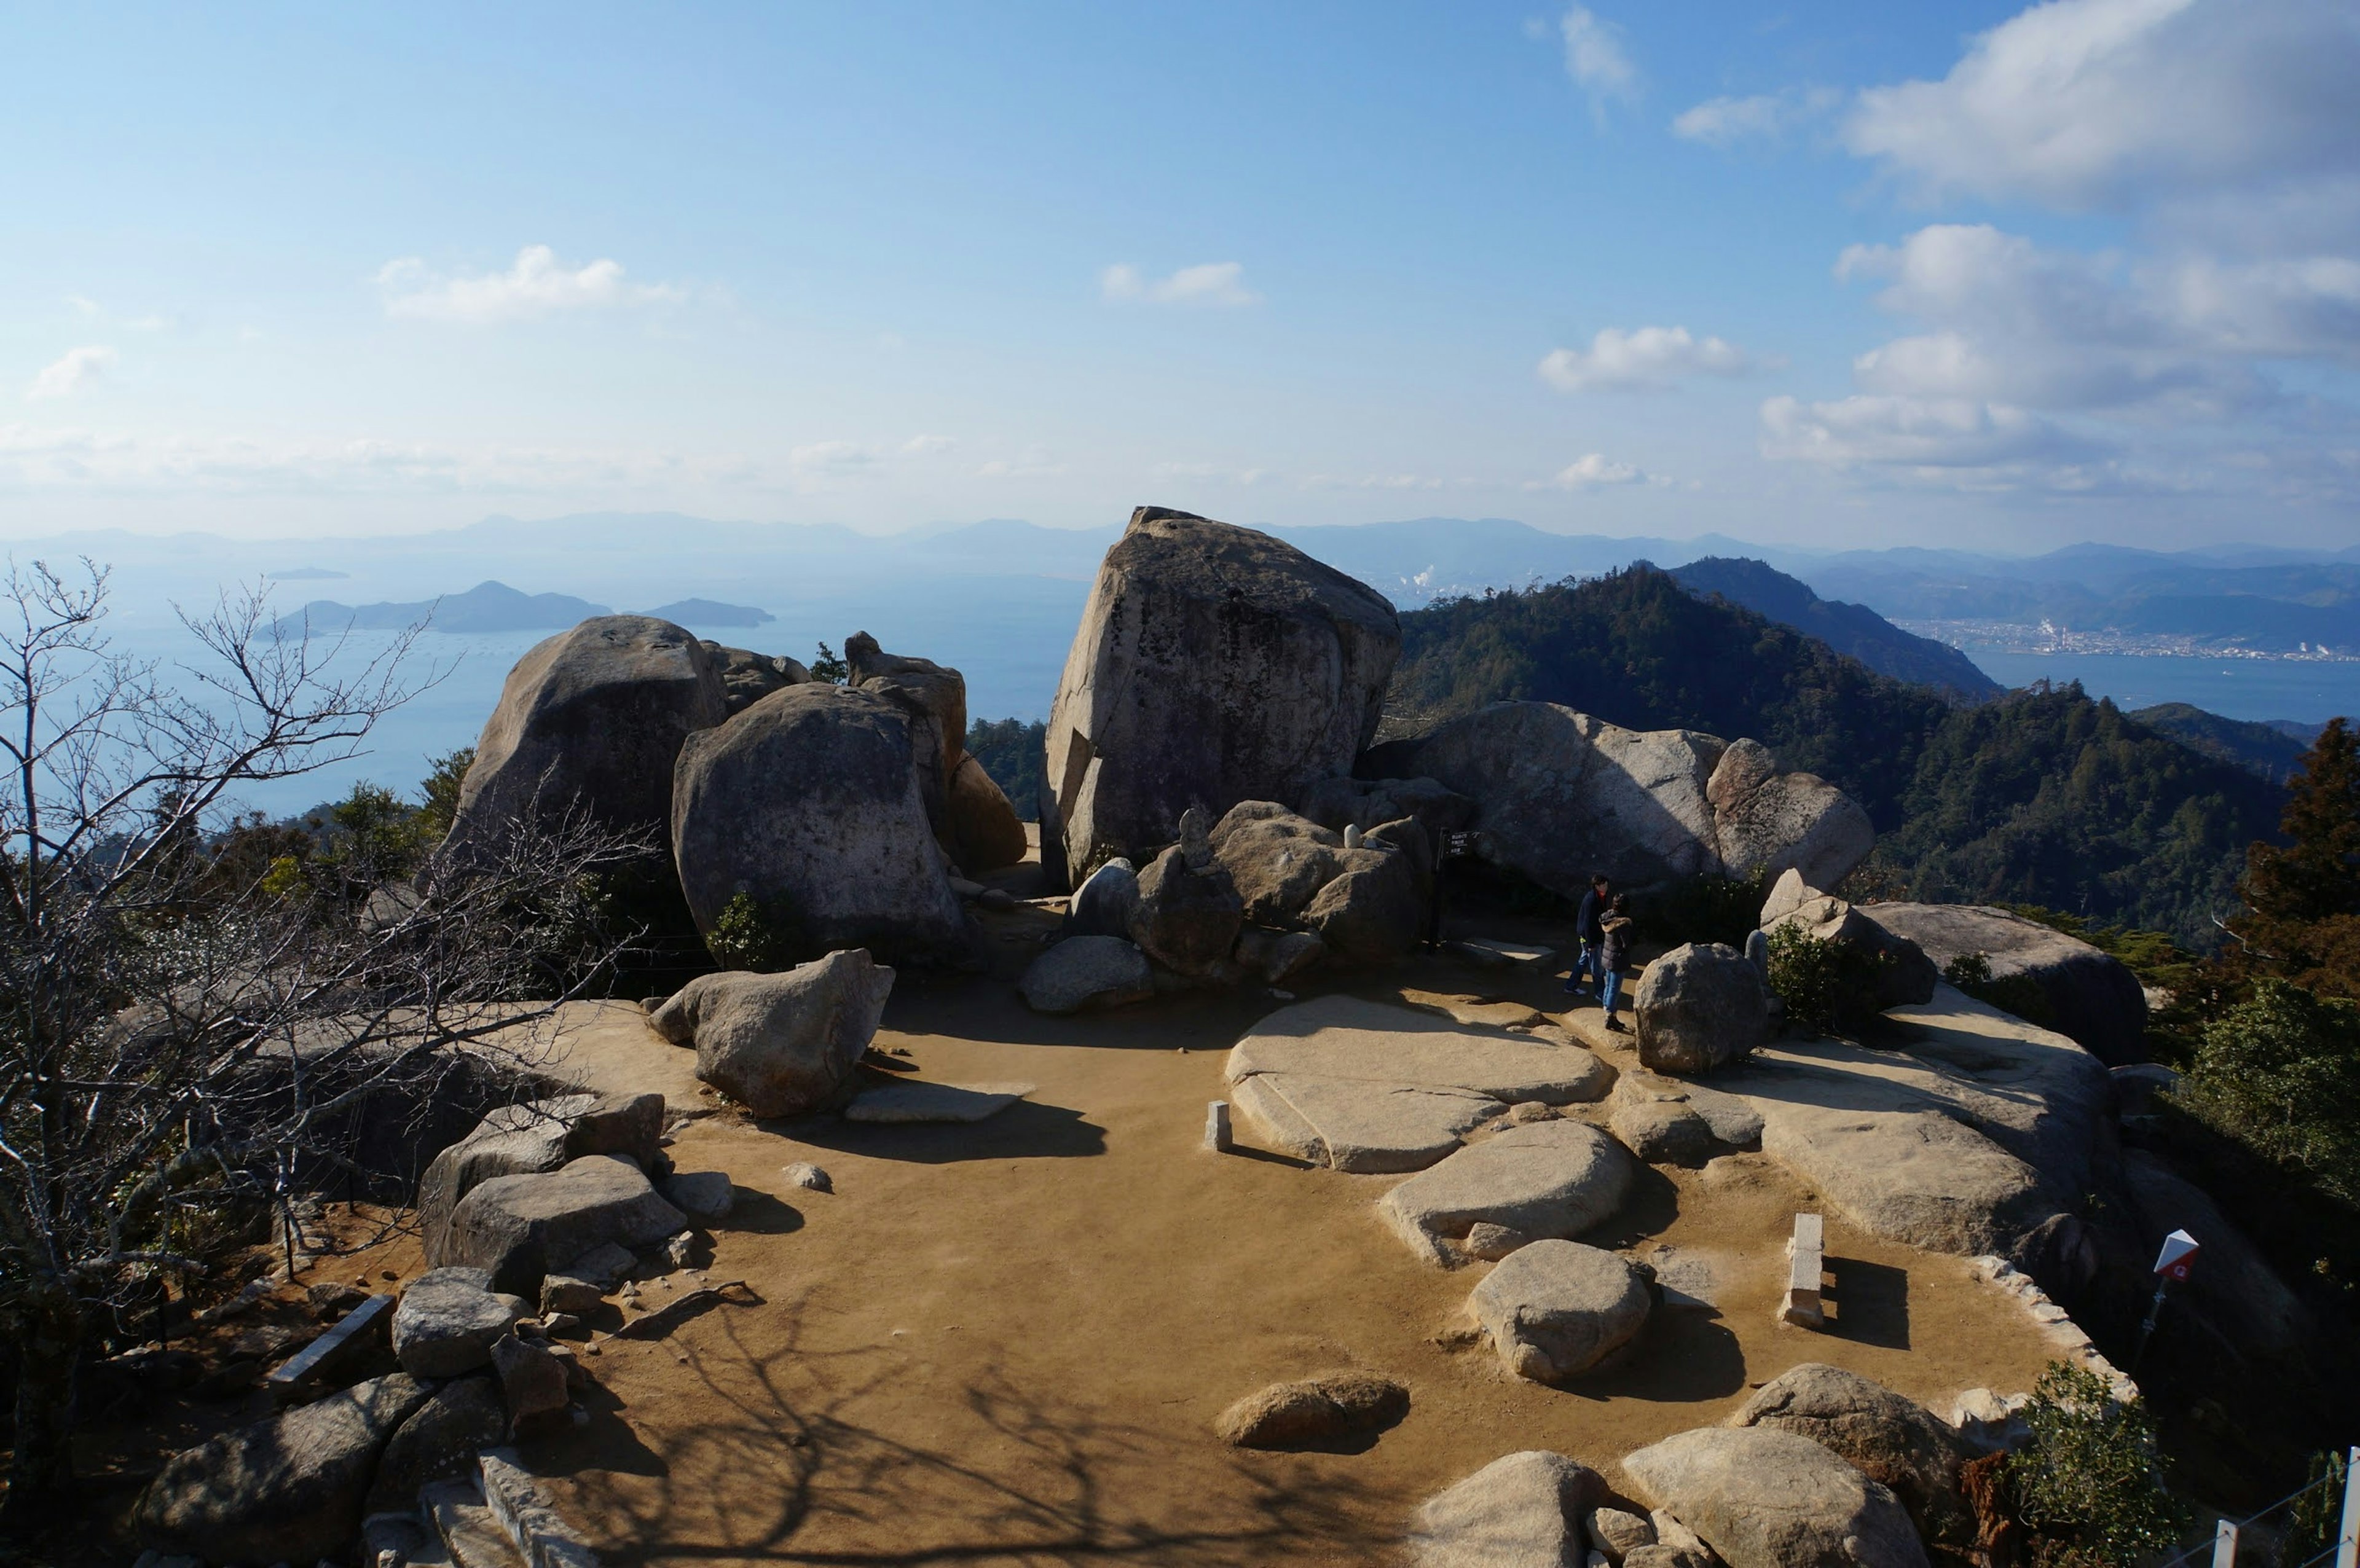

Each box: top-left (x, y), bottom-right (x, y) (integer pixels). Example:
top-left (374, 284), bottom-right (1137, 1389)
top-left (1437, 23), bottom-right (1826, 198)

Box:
top-left (422, 1478), bottom-right (529, 1568)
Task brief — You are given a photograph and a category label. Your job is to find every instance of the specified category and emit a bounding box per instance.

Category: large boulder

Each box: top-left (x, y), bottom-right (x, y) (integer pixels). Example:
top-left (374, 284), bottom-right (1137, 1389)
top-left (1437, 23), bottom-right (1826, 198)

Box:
top-left (1621, 1425), bottom-right (1929, 1568)
top-left (364, 1376), bottom-right (508, 1515)
top-left (844, 632), bottom-right (1025, 872)
top-left (1128, 844), bottom-right (1245, 976)
top-left (1409, 1450), bottom-right (1603, 1568)
top-left (1020, 935), bottom-right (1155, 1014)
top-left (1608, 1069), bottom-right (1763, 1163)
top-left (1386, 704), bottom-right (1873, 898)
top-left (1379, 1121), bottom-right (1635, 1266)
top-left (1210, 802), bottom-right (1346, 927)
top-left (1228, 996), bottom-right (1614, 1107)
top-left (1732, 1364), bottom-right (1973, 1550)
top-left (391, 1266), bottom-right (529, 1378)
top-left (648, 951), bottom-right (895, 1116)
top-left (445, 616), bottom-right (726, 863)
top-left (1046, 507), bottom-right (1401, 873)
top-left (1709, 739), bottom-right (1876, 889)
top-left (1634, 943), bottom-right (1769, 1075)
top-left (1304, 840), bottom-right (1425, 964)
top-left (417, 1093), bottom-right (664, 1261)
top-left (1860, 903), bottom-right (2148, 1064)
top-left (1065, 858), bottom-right (1140, 938)
top-left (671, 683), bottom-right (975, 967)
top-left (1469, 1240), bottom-right (1654, 1381)
top-left (1231, 1072), bottom-right (1504, 1174)
top-left (438, 1154), bottom-right (689, 1296)
top-left (136, 1373), bottom-right (430, 1564)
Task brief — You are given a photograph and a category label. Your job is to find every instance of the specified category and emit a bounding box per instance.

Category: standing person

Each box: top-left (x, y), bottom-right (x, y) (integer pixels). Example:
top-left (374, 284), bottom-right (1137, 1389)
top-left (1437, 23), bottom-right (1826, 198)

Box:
top-left (1597, 893), bottom-right (1635, 1033)
top-left (1563, 872), bottom-right (1611, 998)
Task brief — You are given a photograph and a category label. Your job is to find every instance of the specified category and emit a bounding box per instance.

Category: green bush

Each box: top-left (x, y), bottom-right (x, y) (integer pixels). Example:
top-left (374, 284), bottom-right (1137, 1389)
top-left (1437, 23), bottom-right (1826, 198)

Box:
top-left (706, 891), bottom-right (801, 973)
top-left (2173, 979), bottom-right (2360, 1207)
top-left (809, 641), bottom-right (849, 684)
top-left (1765, 920), bottom-right (1894, 1035)
top-left (2003, 1362), bottom-right (2188, 1567)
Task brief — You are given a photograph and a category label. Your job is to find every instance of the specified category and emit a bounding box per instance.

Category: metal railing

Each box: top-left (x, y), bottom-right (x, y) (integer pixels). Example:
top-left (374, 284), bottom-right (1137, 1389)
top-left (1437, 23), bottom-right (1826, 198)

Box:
top-left (2150, 1449), bottom-right (2359, 1568)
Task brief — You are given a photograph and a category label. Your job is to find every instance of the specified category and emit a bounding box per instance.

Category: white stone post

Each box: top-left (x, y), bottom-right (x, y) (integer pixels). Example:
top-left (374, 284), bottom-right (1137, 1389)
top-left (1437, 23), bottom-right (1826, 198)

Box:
top-left (2336, 1444), bottom-right (2360, 1568)
top-left (2209, 1518), bottom-right (2236, 1568)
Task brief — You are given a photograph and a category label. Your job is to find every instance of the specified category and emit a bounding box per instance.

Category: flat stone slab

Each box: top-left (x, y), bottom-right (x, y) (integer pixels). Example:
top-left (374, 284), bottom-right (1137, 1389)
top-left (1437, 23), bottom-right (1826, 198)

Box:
top-left (1229, 995), bottom-right (1611, 1105)
top-left (1379, 1120), bottom-right (1635, 1267)
top-left (844, 1080), bottom-right (1036, 1123)
top-left (1231, 1072), bottom-right (1504, 1172)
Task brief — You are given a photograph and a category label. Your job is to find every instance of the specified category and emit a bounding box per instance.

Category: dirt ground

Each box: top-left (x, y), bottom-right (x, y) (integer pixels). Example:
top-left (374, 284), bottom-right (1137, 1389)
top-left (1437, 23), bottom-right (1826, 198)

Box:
top-left (455, 947), bottom-right (2059, 1568)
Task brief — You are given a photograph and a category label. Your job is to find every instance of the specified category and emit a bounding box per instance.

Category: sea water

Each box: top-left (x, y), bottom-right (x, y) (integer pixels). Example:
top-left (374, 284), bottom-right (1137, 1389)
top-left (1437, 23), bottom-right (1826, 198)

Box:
top-left (1967, 651), bottom-right (2360, 727)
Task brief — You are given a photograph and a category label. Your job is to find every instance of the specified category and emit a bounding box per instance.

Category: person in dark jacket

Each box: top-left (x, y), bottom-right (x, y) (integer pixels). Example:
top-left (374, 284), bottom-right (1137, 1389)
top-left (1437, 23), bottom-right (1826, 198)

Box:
top-left (1564, 873), bottom-right (1610, 997)
top-left (1598, 893), bottom-right (1634, 1033)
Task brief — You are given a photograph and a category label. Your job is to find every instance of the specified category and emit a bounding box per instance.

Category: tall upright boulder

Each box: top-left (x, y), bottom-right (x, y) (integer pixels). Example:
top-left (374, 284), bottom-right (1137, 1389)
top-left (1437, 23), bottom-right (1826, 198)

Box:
top-left (444, 616), bottom-right (728, 865)
top-left (1046, 507), bottom-right (1401, 874)
top-left (672, 684), bottom-right (975, 966)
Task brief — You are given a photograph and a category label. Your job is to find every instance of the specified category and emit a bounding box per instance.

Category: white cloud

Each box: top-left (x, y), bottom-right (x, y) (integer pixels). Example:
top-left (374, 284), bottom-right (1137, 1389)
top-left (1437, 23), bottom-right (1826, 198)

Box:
top-left (1100, 262), bottom-right (1258, 307)
top-left (1759, 393), bottom-right (2107, 482)
top-left (1559, 6), bottom-right (1640, 124)
top-left (1549, 453), bottom-right (1645, 488)
top-left (26, 346), bottom-right (117, 401)
top-left (787, 441), bottom-right (876, 478)
top-left (1843, 0), bottom-right (2360, 230)
top-left (1672, 87), bottom-right (1838, 146)
top-left (1538, 326), bottom-right (1756, 392)
top-left (899, 434), bottom-right (956, 455)
top-left (1150, 461), bottom-right (1266, 485)
top-left (377, 245), bottom-right (684, 324)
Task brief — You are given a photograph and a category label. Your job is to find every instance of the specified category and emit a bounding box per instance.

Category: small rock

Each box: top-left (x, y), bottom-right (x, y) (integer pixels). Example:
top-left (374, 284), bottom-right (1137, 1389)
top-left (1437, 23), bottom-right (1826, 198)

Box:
top-left (539, 1275), bottom-right (604, 1317)
top-left (305, 1282), bottom-right (370, 1320)
top-left (558, 1241), bottom-right (636, 1291)
top-left (1409, 1450), bottom-right (1603, 1567)
top-left (1469, 1240), bottom-right (1653, 1381)
top-left (490, 1335), bottom-right (570, 1435)
top-left (781, 1161), bottom-right (833, 1193)
top-left (1021, 935), bottom-right (1154, 1014)
top-left (978, 887), bottom-right (1016, 912)
top-left (1214, 1371), bottom-right (1409, 1449)
top-left (542, 1312), bottom-right (581, 1336)
top-left (1460, 1223), bottom-right (1532, 1262)
top-left (663, 1171), bottom-right (736, 1221)
top-left (1587, 1505), bottom-right (1656, 1564)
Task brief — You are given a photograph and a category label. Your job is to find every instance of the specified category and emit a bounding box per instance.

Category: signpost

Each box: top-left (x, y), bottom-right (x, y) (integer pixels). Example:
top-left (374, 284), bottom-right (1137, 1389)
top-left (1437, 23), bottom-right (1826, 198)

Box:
top-left (2131, 1229), bottom-right (2200, 1373)
top-left (1425, 831), bottom-right (1476, 952)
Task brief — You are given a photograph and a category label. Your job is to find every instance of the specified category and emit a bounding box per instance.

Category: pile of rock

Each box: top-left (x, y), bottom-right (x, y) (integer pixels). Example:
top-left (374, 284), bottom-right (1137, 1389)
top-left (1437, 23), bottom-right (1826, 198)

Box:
top-left (1366, 707), bottom-right (1876, 901)
top-left (1021, 800), bottom-right (1430, 1012)
top-left (1758, 869), bottom-right (1940, 1010)
top-left (1410, 1368), bottom-right (1973, 1567)
top-left (136, 1090), bottom-right (736, 1564)
top-left (441, 614), bottom-right (1025, 972)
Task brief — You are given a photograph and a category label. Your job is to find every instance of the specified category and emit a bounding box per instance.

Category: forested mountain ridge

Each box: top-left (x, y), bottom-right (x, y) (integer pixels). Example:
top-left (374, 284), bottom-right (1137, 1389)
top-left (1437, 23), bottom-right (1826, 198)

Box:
top-left (1670, 555), bottom-right (2002, 702)
top-left (1385, 567), bottom-right (2285, 946)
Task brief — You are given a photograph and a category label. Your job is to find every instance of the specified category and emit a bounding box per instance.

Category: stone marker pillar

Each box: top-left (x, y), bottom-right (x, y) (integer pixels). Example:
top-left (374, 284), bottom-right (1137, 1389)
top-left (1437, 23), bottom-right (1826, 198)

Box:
top-left (1206, 1100), bottom-right (1232, 1153)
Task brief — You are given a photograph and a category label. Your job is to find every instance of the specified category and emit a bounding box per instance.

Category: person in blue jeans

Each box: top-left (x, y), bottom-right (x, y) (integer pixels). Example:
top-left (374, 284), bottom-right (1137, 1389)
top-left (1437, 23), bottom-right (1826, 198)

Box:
top-left (1563, 872), bottom-right (1611, 997)
top-left (1597, 893), bottom-right (1635, 1033)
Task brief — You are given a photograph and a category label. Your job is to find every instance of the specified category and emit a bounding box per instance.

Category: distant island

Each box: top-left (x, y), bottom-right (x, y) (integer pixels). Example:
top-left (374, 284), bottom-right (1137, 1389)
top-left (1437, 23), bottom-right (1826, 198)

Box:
top-left (277, 580), bottom-right (611, 634)
top-left (637, 598), bottom-right (775, 627)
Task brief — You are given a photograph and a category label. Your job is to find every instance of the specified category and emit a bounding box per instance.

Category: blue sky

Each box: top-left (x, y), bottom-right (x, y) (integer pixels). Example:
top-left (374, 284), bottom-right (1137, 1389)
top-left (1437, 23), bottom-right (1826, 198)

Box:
top-left (4, 0), bottom-right (2356, 551)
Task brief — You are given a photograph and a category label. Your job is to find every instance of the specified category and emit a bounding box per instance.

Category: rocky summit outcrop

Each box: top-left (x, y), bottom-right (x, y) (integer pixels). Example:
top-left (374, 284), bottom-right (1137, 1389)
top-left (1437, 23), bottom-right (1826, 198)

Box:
top-left (844, 632), bottom-right (1027, 873)
top-left (1409, 1450), bottom-right (1603, 1568)
top-left (1731, 1364), bottom-right (1973, 1550)
top-left (1382, 703), bottom-right (1871, 898)
top-left (1129, 840), bottom-right (1246, 976)
top-left (444, 615), bottom-right (727, 865)
top-left (1634, 942), bottom-right (1769, 1076)
top-left (648, 950), bottom-right (895, 1116)
top-left (1863, 902), bottom-right (2149, 1064)
top-left (1681, 982), bottom-right (2115, 1255)
top-left (1469, 1240), bottom-right (1654, 1381)
top-left (1226, 996), bottom-right (1613, 1172)
top-left (672, 683), bottom-right (975, 967)
top-left (1046, 507), bottom-right (1401, 873)
top-left (1760, 871), bottom-right (1938, 1009)
top-left (136, 1373), bottom-right (430, 1564)
top-left (1379, 1120), bottom-right (1635, 1266)
top-left (436, 1153), bottom-right (687, 1296)
top-left (1621, 1425), bottom-right (1930, 1568)
top-left (1210, 801), bottom-right (1426, 965)
top-left (417, 1092), bottom-right (663, 1262)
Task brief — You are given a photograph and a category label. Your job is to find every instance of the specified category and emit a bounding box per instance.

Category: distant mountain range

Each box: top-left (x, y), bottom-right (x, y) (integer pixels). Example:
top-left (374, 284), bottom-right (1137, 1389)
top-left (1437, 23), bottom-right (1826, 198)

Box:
top-left (278, 581), bottom-right (775, 635)
top-left (2126, 704), bottom-right (2324, 784)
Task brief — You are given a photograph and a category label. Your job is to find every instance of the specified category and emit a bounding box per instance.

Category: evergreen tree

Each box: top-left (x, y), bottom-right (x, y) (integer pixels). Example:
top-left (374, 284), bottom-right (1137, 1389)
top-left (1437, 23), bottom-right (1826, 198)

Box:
top-left (2233, 716), bottom-right (2360, 997)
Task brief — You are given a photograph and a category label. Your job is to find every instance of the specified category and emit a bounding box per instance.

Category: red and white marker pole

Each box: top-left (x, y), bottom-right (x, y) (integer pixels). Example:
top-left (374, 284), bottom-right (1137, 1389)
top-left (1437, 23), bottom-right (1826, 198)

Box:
top-left (2130, 1229), bottom-right (2200, 1375)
